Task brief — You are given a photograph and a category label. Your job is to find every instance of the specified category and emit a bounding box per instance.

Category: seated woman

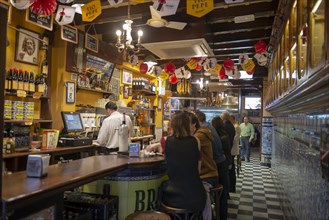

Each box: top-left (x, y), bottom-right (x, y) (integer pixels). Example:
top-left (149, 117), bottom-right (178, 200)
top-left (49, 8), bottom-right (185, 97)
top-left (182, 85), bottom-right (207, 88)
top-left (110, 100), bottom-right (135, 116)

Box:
top-left (162, 111), bottom-right (206, 212)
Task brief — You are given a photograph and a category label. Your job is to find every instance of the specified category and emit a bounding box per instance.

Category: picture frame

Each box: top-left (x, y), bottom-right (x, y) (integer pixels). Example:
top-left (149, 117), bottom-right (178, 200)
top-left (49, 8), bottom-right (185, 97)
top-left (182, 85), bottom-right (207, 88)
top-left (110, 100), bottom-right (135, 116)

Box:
top-left (66, 81), bottom-right (76, 104)
top-left (122, 69), bottom-right (132, 85)
top-left (25, 8), bottom-right (54, 31)
top-left (85, 33), bottom-right (98, 53)
top-left (15, 27), bottom-right (40, 66)
top-left (123, 85), bottom-right (129, 99)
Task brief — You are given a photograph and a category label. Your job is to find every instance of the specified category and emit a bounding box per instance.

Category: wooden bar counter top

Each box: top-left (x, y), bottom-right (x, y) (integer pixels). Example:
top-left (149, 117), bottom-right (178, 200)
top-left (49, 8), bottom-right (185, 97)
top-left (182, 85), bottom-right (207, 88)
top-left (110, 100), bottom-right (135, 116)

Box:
top-left (2, 155), bottom-right (165, 219)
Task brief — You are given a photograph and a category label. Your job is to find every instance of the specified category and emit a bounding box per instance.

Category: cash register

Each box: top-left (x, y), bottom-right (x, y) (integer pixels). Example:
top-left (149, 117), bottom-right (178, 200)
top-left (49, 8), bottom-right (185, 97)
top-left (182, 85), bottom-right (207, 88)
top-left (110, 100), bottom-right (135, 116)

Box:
top-left (58, 111), bottom-right (93, 147)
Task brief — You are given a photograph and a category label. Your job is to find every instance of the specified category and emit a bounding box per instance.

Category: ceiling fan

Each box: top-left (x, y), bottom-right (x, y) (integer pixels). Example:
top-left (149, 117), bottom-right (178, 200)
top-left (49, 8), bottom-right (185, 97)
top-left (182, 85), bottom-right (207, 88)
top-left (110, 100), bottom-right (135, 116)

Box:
top-left (146, 6), bottom-right (187, 30)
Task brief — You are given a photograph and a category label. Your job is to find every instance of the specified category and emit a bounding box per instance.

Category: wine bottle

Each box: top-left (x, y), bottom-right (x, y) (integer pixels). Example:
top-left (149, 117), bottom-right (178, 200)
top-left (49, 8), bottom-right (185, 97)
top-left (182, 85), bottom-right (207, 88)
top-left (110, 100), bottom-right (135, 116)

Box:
top-left (29, 72), bottom-right (35, 93)
top-left (118, 113), bottom-right (129, 152)
top-left (11, 68), bottom-right (18, 91)
top-left (23, 71), bottom-right (29, 91)
top-left (41, 53), bottom-right (48, 78)
top-left (18, 69), bottom-right (24, 90)
top-left (7, 69), bottom-right (12, 92)
top-left (7, 130), bottom-right (15, 154)
top-left (37, 74), bottom-right (45, 93)
top-left (34, 74), bottom-right (39, 92)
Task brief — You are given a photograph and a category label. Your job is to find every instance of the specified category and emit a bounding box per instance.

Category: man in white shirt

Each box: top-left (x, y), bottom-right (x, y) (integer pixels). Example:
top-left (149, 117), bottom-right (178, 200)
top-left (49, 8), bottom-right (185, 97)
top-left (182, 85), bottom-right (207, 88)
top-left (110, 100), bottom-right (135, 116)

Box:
top-left (97, 101), bottom-right (133, 154)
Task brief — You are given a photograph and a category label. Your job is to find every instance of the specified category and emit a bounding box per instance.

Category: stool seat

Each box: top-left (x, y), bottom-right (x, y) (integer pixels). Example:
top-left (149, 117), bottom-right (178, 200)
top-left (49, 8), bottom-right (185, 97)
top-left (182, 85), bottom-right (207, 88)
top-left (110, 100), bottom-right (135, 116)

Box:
top-left (125, 211), bottom-right (170, 220)
top-left (210, 184), bottom-right (224, 220)
top-left (161, 203), bottom-right (202, 220)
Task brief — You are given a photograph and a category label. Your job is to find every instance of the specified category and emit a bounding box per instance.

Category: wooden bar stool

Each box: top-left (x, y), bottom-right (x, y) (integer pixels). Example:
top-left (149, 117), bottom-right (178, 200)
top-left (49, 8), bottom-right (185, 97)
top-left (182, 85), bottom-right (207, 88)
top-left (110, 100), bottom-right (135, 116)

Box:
top-left (160, 203), bottom-right (202, 220)
top-left (210, 184), bottom-right (223, 220)
top-left (125, 211), bottom-right (171, 220)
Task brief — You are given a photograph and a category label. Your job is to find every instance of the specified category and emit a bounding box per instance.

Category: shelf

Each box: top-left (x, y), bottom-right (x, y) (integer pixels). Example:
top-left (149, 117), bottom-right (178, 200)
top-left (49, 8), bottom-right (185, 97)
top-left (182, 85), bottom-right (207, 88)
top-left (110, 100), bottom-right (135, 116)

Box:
top-left (133, 90), bottom-right (156, 96)
top-left (77, 86), bottom-right (114, 95)
top-left (5, 91), bottom-right (50, 99)
top-left (4, 119), bottom-right (52, 124)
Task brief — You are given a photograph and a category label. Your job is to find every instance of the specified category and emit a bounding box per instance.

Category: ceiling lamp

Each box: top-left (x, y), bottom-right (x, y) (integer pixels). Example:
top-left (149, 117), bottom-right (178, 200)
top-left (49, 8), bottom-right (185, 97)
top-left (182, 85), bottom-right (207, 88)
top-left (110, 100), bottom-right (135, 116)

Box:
top-left (115, 1), bottom-right (143, 56)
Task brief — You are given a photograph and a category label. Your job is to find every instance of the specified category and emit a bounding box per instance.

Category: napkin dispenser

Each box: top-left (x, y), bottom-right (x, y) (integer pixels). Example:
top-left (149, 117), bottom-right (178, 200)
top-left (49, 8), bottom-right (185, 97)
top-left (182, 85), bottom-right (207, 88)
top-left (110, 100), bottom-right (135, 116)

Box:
top-left (26, 154), bottom-right (51, 178)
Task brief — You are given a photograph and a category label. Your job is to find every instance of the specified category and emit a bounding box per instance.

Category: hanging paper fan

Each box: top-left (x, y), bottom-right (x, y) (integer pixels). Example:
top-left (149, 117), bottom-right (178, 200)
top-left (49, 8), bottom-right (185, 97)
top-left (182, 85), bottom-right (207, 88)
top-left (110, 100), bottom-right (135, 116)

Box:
top-left (195, 64), bottom-right (202, 71)
top-left (238, 53), bottom-right (249, 65)
top-left (223, 59), bottom-right (234, 71)
top-left (31, 0), bottom-right (57, 16)
top-left (254, 52), bottom-right (269, 66)
top-left (175, 67), bottom-right (185, 78)
top-left (254, 41), bottom-right (267, 54)
top-left (139, 63), bottom-right (148, 74)
top-left (183, 70), bottom-right (191, 79)
top-left (218, 69), bottom-right (226, 80)
top-left (164, 63), bottom-right (176, 74)
top-left (169, 74), bottom-right (179, 84)
top-left (153, 66), bottom-right (162, 76)
top-left (208, 58), bottom-right (217, 69)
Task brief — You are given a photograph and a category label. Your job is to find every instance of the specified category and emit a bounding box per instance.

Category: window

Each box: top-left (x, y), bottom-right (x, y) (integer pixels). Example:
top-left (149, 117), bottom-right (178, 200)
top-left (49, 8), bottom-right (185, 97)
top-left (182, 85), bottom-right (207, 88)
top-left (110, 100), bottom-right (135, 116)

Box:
top-left (245, 97), bottom-right (261, 110)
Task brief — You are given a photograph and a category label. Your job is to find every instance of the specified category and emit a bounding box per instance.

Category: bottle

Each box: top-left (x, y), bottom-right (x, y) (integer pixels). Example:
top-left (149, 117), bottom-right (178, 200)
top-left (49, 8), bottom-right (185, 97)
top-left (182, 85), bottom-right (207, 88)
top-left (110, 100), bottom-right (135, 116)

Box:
top-left (11, 68), bottom-right (18, 91)
top-left (41, 53), bottom-right (48, 78)
top-left (18, 69), bottom-right (24, 90)
top-left (23, 71), bottom-right (29, 92)
top-left (3, 129), bottom-right (8, 155)
top-left (7, 69), bottom-right (12, 92)
top-left (5, 69), bottom-right (9, 91)
top-left (6, 130), bottom-right (15, 154)
top-left (29, 72), bottom-right (35, 93)
top-left (118, 113), bottom-right (129, 152)
top-left (38, 74), bottom-right (45, 93)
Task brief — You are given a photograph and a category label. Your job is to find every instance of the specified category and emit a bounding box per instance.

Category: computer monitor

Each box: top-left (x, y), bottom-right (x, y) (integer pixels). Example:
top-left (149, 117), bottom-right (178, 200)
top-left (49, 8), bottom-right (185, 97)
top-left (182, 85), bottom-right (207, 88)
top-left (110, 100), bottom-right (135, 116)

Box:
top-left (61, 111), bottom-right (84, 133)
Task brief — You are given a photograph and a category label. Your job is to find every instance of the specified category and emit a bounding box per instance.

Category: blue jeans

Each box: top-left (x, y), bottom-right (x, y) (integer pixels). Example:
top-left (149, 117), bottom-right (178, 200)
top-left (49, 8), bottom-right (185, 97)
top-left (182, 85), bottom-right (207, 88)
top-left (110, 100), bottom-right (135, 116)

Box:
top-left (240, 136), bottom-right (251, 160)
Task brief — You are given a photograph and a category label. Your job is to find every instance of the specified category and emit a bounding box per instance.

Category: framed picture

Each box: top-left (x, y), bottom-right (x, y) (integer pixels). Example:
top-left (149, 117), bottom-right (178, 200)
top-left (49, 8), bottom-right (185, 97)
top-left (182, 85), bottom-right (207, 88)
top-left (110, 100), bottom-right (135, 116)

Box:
top-left (122, 69), bottom-right (132, 85)
top-left (85, 33), bottom-right (98, 53)
top-left (66, 81), bottom-right (76, 104)
top-left (123, 85), bottom-right (129, 99)
top-left (15, 27), bottom-right (40, 66)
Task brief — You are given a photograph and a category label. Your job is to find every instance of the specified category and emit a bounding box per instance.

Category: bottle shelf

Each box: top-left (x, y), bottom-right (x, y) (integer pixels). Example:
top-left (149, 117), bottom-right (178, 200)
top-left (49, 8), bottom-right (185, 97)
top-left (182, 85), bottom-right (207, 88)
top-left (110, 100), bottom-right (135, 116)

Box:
top-left (132, 90), bottom-right (156, 96)
top-left (77, 86), bottom-right (114, 95)
top-left (5, 91), bottom-right (50, 99)
top-left (4, 119), bottom-right (52, 124)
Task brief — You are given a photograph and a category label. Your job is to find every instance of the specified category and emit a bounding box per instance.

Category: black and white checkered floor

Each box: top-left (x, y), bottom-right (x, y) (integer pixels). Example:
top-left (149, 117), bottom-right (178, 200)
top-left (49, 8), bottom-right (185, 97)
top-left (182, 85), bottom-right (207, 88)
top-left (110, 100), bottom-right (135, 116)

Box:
top-left (228, 149), bottom-right (285, 220)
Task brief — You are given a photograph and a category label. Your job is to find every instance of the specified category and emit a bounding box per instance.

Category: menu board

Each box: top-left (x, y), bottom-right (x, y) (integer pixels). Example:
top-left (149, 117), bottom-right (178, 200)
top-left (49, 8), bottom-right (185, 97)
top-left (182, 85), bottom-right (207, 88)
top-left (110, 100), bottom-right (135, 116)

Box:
top-left (61, 25), bottom-right (78, 44)
top-left (25, 9), bottom-right (53, 31)
top-left (85, 33), bottom-right (98, 53)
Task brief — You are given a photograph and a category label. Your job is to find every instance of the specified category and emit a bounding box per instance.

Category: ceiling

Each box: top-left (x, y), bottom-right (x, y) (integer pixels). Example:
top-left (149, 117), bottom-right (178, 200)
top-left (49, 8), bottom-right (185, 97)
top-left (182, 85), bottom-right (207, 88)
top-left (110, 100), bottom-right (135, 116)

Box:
top-left (73, 0), bottom-right (282, 95)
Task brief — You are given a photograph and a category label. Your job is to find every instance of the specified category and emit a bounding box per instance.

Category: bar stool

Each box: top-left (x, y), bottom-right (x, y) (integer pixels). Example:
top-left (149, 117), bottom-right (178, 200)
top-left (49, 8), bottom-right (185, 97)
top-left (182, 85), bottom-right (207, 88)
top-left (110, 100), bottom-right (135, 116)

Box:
top-left (125, 211), bottom-right (170, 220)
top-left (160, 203), bottom-right (202, 220)
top-left (210, 184), bottom-right (223, 220)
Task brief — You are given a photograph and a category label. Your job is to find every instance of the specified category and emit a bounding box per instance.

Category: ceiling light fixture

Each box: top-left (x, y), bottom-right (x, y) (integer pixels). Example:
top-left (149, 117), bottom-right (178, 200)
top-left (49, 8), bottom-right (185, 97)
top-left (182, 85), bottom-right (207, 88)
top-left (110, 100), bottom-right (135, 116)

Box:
top-left (115, 1), bottom-right (143, 57)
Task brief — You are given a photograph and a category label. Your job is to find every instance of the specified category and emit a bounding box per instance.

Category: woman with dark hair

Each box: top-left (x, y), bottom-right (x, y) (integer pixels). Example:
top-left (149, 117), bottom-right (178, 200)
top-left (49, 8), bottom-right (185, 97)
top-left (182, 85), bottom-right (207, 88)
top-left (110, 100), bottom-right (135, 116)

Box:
top-left (162, 111), bottom-right (206, 212)
top-left (211, 116), bottom-right (232, 220)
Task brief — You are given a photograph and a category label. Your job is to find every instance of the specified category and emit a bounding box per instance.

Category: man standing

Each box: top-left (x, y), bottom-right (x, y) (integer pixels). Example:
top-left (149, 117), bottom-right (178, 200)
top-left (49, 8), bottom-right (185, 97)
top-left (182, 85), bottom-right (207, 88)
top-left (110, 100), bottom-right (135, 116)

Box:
top-left (239, 116), bottom-right (254, 162)
top-left (97, 101), bottom-right (133, 154)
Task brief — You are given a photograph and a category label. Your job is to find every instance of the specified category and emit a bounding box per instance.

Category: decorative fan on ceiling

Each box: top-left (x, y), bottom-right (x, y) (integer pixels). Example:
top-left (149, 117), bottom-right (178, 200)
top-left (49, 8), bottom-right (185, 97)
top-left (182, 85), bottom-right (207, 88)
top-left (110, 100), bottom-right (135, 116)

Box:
top-left (146, 6), bottom-right (187, 30)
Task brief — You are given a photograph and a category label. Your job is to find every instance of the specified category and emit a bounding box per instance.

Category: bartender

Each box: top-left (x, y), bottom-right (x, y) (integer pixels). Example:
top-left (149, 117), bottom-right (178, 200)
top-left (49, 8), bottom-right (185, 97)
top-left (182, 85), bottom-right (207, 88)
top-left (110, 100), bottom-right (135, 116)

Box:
top-left (97, 101), bottom-right (133, 154)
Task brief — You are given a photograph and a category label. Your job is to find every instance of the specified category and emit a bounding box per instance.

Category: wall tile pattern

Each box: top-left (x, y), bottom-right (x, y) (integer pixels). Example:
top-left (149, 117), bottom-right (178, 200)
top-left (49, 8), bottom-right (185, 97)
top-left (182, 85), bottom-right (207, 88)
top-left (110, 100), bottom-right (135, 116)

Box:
top-left (271, 114), bottom-right (329, 220)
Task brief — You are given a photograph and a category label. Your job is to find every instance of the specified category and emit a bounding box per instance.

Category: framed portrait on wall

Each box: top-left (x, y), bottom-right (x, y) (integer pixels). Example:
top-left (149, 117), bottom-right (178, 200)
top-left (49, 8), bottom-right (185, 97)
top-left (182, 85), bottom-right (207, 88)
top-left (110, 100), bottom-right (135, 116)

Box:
top-left (123, 85), bottom-right (129, 99)
top-left (122, 69), bottom-right (132, 85)
top-left (15, 27), bottom-right (40, 66)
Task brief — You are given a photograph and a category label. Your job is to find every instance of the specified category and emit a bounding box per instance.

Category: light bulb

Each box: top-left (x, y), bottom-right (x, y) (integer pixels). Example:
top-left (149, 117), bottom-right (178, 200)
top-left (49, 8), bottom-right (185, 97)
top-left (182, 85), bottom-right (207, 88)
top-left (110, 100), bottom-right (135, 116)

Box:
top-left (116, 30), bottom-right (122, 36)
top-left (137, 30), bottom-right (143, 37)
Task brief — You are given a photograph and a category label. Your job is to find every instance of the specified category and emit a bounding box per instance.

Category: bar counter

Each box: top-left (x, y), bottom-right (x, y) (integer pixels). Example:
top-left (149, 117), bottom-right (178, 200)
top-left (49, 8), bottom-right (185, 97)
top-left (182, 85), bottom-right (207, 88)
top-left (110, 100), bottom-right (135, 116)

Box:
top-left (2, 155), bottom-right (166, 219)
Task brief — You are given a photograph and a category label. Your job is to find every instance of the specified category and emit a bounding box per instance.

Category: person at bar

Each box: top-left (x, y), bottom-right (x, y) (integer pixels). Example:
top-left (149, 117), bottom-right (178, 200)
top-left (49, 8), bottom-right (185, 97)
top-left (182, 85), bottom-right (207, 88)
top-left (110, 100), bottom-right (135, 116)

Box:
top-left (97, 101), bottom-right (133, 154)
top-left (161, 111), bottom-right (206, 212)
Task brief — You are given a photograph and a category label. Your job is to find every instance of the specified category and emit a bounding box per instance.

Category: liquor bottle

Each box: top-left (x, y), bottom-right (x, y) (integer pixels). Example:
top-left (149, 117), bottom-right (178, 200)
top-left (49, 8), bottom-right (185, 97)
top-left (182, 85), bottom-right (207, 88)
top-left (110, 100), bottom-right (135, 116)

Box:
top-left (11, 68), bottom-right (18, 91)
top-left (118, 113), bottom-right (129, 152)
top-left (6, 69), bottom-right (12, 92)
top-left (29, 72), bottom-right (35, 93)
top-left (5, 69), bottom-right (8, 91)
top-left (41, 53), bottom-right (48, 78)
top-left (37, 74), bottom-right (45, 93)
top-left (18, 69), bottom-right (24, 90)
top-left (6, 130), bottom-right (15, 154)
top-left (23, 71), bottom-right (29, 91)
top-left (3, 129), bottom-right (8, 155)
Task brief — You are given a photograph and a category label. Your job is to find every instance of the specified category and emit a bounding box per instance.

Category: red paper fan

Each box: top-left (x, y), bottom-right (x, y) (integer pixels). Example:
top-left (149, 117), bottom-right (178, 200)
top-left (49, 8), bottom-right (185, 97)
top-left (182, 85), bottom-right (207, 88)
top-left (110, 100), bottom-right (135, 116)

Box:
top-left (218, 69), bottom-right (227, 80)
top-left (164, 63), bottom-right (176, 74)
top-left (169, 74), bottom-right (179, 84)
top-left (139, 63), bottom-right (148, 74)
top-left (254, 41), bottom-right (267, 54)
top-left (223, 59), bottom-right (234, 71)
top-left (30, 0), bottom-right (57, 16)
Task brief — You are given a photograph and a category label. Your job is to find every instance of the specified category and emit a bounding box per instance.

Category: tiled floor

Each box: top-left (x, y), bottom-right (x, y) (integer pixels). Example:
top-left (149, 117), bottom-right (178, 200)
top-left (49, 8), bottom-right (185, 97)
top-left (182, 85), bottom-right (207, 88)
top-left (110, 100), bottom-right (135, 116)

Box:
top-left (227, 149), bottom-right (285, 220)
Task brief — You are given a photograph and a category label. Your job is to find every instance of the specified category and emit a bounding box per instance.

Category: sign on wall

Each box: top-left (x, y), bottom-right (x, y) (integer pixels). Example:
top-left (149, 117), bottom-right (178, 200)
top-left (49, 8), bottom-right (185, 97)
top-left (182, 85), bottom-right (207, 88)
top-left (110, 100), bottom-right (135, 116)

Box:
top-left (85, 33), bottom-right (98, 53)
top-left (61, 25), bottom-right (78, 44)
top-left (25, 8), bottom-right (54, 31)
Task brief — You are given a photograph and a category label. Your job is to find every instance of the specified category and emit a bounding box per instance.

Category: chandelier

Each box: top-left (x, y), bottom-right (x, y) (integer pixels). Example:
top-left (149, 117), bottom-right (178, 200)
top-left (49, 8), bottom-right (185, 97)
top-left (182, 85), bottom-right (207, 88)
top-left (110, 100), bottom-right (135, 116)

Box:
top-left (115, 1), bottom-right (143, 56)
